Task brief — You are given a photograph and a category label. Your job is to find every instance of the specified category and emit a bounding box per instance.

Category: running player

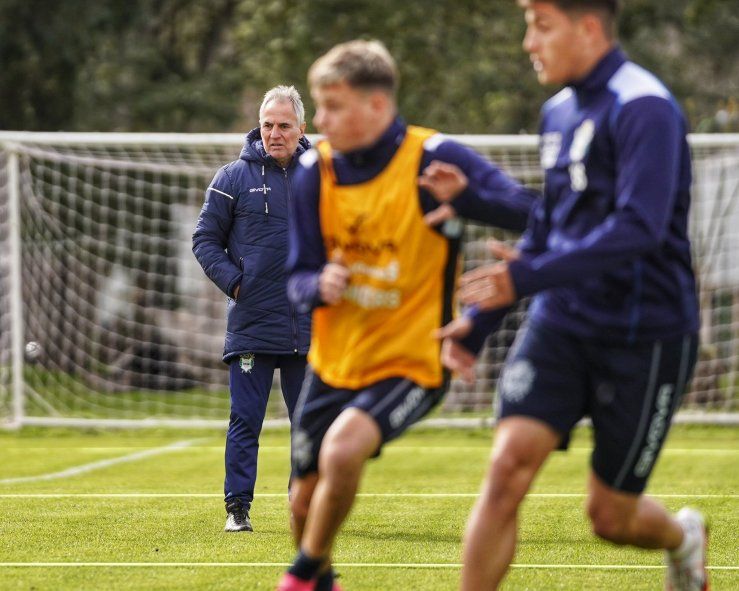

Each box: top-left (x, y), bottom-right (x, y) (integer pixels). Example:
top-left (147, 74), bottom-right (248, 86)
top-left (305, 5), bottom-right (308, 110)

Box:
top-left (276, 39), bottom-right (537, 591)
top-left (436, 2), bottom-right (707, 590)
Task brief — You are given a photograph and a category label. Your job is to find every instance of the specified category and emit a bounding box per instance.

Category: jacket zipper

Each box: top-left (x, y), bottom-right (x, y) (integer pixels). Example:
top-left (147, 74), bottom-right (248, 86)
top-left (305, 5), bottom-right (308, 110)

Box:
top-left (235, 257), bottom-right (244, 300)
top-left (285, 167), bottom-right (299, 353)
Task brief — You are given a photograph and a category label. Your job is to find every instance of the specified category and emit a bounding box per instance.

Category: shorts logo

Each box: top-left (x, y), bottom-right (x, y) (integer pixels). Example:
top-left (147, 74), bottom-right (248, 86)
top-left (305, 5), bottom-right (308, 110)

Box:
top-left (389, 387), bottom-right (425, 429)
top-left (499, 360), bottom-right (536, 403)
top-left (292, 428), bottom-right (313, 469)
top-left (634, 383), bottom-right (674, 478)
top-left (239, 353), bottom-right (255, 374)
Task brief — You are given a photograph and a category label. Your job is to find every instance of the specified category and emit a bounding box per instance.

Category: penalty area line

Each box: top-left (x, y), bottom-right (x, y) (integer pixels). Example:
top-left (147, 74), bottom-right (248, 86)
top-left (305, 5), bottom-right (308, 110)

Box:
top-left (0, 439), bottom-right (203, 485)
top-left (0, 562), bottom-right (735, 571)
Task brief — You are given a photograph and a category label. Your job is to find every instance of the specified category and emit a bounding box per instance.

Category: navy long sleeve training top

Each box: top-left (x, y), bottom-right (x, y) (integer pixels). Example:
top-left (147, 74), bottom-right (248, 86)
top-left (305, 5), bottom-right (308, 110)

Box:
top-left (465, 48), bottom-right (699, 353)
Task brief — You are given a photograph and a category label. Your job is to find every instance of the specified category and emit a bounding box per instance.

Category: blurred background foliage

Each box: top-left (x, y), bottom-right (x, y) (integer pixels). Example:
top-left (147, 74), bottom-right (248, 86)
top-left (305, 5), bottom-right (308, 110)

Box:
top-left (1, 0), bottom-right (737, 134)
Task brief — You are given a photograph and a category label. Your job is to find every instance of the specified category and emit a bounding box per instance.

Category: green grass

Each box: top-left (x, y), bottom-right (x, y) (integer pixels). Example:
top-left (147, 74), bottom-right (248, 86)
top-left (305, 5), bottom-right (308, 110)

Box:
top-left (12, 367), bottom-right (738, 422)
top-left (0, 425), bottom-right (737, 590)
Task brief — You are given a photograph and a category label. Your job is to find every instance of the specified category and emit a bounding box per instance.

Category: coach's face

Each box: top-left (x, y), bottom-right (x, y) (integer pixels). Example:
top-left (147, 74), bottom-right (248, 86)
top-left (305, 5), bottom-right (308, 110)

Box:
top-left (522, 2), bottom-right (592, 85)
top-left (312, 82), bottom-right (387, 153)
top-left (260, 100), bottom-right (305, 167)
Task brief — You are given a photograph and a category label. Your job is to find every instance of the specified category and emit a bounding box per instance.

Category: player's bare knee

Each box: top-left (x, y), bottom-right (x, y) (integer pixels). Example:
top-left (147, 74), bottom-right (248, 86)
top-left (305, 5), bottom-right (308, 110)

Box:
top-left (587, 502), bottom-right (631, 544)
top-left (318, 439), bottom-right (364, 479)
top-left (290, 493), bottom-right (310, 524)
top-left (484, 452), bottom-right (535, 509)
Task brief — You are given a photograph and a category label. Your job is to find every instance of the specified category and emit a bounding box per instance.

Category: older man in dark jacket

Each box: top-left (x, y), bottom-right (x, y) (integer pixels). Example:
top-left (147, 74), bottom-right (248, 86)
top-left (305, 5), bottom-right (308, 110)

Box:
top-left (193, 85), bottom-right (311, 532)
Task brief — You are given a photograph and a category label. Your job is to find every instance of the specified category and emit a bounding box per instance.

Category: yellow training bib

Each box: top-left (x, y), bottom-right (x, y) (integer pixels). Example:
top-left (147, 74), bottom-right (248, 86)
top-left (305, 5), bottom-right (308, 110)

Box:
top-left (309, 126), bottom-right (452, 389)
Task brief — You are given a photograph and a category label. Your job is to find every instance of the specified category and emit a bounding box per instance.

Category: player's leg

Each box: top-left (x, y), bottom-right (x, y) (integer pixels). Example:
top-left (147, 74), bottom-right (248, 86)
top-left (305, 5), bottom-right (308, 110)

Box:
top-left (587, 477), bottom-right (707, 591)
top-left (300, 376), bottom-right (445, 560)
top-left (280, 370), bottom-right (353, 590)
top-left (461, 417), bottom-right (559, 591)
top-left (224, 353), bottom-right (276, 532)
top-left (282, 377), bottom-right (446, 590)
top-left (289, 473), bottom-right (319, 545)
top-left (461, 322), bottom-right (587, 590)
top-left (586, 333), bottom-right (705, 590)
top-left (300, 407), bottom-right (382, 558)
top-left (587, 473), bottom-right (684, 546)
top-left (288, 369), bottom-right (339, 542)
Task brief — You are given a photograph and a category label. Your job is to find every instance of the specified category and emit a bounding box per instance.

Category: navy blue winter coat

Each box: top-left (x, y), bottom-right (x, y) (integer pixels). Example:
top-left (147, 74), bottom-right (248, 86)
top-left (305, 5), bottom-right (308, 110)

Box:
top-left (193, 128), bottom-right (312, 361)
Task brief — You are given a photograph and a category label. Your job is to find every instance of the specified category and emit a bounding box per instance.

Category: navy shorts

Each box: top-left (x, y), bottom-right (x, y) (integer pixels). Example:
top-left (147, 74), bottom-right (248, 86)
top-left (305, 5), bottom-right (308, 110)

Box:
top-left (497, 321), bottom-right (697, 494)
top-left (291, 369), bottom-right (446, 478)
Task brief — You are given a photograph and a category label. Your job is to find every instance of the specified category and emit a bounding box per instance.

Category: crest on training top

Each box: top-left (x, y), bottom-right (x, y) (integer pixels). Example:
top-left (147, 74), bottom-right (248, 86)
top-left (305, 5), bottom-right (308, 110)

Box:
top-left (569, 119), bottom-right (595, 162)
top-left (540, 132), bottom-right (562, 169)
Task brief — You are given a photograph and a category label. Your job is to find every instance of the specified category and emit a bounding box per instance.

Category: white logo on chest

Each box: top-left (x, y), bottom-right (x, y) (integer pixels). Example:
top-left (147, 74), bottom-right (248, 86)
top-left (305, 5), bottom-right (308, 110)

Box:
top-left (540, 132), bottom-right (562, 170)
top-left (568, 119), bottom-right (595, 192)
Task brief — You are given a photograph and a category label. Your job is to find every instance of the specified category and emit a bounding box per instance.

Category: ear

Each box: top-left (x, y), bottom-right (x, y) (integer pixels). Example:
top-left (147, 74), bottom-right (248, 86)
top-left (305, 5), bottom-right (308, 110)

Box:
top-left (299, 122), bottom-right (307, 136)
top-left (579, 12), bottom-right (606, 43)
top-left (368, 90), bottom-right (391, 115)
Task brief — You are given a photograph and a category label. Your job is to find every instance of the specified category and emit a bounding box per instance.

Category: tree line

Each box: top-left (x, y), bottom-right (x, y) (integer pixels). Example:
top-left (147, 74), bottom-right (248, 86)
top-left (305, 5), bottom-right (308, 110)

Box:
top-left (1, 0), bottom-right (736, 134)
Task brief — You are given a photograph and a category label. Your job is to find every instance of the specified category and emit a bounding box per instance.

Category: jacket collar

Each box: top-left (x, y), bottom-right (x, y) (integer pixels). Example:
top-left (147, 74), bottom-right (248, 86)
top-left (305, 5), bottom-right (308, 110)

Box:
top-left (240, 127), bottom-right (311, 169)
top-left (340, 117), bottom-right (406, 168)
top-left (569, 46), bottom-right (626, 102)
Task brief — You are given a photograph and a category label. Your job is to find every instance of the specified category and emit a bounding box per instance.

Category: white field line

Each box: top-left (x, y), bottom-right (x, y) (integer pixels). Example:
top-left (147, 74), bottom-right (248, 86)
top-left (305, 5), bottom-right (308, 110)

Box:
top-left (0, 439), bottom-right (201, 485)
top-left (0, 493), bottom-right (736, 499)
top-left (388, 447), bottom-right (739, 455)
top-left (193, 446), bottom-right (735, 455)
top-left (0, 562), bottom-right (735, 570)
top-left (3, 446), bottom-right (737, 455)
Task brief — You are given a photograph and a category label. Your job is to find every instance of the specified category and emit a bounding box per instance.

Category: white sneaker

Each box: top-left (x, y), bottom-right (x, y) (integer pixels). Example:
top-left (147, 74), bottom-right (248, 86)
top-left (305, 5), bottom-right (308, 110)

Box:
top-left (665, 507), bottom-right (708, 591)
top-left (224, 500), bottom-right (253, 532)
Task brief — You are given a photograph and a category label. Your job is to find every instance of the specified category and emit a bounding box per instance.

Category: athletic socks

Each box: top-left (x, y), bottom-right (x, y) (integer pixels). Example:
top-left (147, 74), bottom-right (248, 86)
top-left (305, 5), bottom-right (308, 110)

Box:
top-left (315, 569), bottom-right (335, 591)
top-left (670, 512), bottom-right (700, 559)
top-left (287, 550), bottom-right (323, 581)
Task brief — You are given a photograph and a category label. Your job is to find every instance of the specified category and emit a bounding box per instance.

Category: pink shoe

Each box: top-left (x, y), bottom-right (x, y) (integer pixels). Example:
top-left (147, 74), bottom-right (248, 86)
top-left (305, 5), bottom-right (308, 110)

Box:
top-left (275, 573), bottom-right (344, 591)
top-left (276, 573), bottom-right (316, 591)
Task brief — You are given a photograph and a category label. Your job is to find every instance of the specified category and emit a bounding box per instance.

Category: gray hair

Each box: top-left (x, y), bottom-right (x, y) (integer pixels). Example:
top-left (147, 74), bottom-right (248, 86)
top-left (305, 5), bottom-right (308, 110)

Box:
top-left (259, 85), bottom-right (305, 126)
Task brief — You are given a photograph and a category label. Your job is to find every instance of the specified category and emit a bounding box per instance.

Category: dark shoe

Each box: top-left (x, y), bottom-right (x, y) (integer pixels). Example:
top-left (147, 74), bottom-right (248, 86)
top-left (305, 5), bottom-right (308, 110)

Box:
top-left (224, 500), bottom-right (253, 532)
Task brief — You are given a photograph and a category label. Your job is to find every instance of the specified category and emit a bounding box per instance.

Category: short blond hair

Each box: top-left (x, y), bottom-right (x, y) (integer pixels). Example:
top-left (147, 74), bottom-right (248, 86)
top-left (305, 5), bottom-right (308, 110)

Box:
top-left (308, 40), bottom-right (398, 95)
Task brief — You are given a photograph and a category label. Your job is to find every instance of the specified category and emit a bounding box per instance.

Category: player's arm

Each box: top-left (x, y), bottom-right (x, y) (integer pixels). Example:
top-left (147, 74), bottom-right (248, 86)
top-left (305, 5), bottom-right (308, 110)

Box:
top-left (435, 306), bottom-right (510, 383)
top-left (418, 137), bottom-right (539, 232)
top-left (192, 166), bottom-right (242, 298)
top-left (286, 151), bottom-right (349, 312)
top-left (462, 97), bottom-right (684, 310)
top-left (437, 241), bottom-right (521, 378)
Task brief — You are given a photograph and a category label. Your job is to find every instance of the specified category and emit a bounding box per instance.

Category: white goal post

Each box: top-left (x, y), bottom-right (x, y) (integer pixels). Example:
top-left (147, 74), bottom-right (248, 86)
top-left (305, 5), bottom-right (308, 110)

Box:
top-left (0, 131), bottom-right (737, 429)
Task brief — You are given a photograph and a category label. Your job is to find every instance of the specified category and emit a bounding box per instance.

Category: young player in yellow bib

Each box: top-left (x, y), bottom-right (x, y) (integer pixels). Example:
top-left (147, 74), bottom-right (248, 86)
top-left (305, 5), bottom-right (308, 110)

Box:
top-left (276, 40), bottom-right (538, 591)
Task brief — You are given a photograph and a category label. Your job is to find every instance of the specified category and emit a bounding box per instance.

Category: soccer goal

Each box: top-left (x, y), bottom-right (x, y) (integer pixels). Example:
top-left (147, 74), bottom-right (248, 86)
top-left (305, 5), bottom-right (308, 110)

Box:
top-left (0, 132), bottom-right (737, 428)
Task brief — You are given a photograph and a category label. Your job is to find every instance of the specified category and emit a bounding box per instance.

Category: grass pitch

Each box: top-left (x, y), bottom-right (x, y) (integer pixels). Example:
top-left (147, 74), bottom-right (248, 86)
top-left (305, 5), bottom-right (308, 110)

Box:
top-left (0, 425), bottom-right (736, 590)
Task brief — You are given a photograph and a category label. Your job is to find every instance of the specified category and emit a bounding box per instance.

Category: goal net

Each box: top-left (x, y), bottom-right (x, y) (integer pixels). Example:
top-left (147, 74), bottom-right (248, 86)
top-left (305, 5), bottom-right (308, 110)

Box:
top-left (0, 132), bottom-right (736, 428)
